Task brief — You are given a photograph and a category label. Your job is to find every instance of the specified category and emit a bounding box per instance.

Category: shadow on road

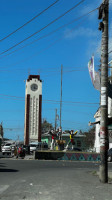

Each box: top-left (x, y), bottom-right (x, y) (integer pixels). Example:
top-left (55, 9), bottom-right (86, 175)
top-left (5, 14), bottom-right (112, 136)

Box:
top-left (0, 168), bottom-right (19, 172)
top-left (0, 163), bottom-right (6, 168)
top-left (0, 162), bottom-right (19, 172)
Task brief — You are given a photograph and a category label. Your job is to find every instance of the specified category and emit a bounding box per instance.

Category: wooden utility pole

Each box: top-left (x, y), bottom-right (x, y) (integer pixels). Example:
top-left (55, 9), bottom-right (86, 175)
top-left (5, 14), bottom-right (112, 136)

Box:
top-left (60, 65), bottom-right (63, 130)
top-left (98, 0), bottom-right (109, 183)
top-left (55, 108), bottom-right (57, 132)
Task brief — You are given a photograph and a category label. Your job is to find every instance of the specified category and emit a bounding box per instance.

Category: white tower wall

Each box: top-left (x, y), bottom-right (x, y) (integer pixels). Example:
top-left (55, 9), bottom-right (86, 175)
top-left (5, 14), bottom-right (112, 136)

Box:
top-left (24, 75), bottom-right (42, 145)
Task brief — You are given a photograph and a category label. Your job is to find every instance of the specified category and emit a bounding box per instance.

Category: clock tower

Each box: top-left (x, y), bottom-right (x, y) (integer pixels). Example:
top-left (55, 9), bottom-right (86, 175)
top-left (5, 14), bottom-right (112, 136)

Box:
top-left (24, 75), bottom-right (42, 145)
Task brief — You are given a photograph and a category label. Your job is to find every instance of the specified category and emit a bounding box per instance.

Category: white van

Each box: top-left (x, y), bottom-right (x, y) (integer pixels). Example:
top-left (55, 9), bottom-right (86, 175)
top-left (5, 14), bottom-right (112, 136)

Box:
top-left (30, 144), bottom-right (37, 153)
top-left (30, 142), bottom-right (48, 153)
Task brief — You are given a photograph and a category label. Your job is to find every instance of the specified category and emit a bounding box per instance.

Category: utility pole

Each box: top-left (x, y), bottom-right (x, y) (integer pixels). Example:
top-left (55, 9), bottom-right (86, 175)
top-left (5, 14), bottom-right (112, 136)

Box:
top-left (55, 108), bottom-right (57, 132)
top-left (58, 64), bottom-right (63, 141)
top-left (60, 65), bottom-right (63, 132)
top-left (98, 0), bottom-right (109, 183)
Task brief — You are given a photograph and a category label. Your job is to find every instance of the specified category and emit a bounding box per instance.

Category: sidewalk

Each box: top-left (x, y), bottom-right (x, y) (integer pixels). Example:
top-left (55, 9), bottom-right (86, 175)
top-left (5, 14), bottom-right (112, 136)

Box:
top-left (97, 171), bottom-right (112, 179)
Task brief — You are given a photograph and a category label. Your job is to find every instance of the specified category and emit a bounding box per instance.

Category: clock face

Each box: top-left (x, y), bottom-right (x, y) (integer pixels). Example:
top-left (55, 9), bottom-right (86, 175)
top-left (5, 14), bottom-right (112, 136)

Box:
top-left (30, 83), bottom-right (38, 91)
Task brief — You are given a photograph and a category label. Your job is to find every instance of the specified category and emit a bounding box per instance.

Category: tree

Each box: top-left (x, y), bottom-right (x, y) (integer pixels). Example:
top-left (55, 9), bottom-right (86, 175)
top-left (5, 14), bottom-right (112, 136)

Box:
top-left (41, 119), bottom-right (53, 134)
top-left (79, 130), bottom-right (83, 135)
top-left (64, 130), bottom-right (71, 134)
top-left (0, 122), bottom-right (3, 138)
top-left (83, 127), bottom-right (95, 149)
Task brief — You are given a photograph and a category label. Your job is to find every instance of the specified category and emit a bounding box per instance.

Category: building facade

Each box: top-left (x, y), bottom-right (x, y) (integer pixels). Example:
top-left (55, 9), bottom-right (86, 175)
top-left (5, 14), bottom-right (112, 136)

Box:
top-left (41, 133), bottom-right (86, 150)
top-left (94, 109), bottom-right (101, 153)
top-left (24, 75), bottom-right (42, 145)
top-left (94, 97), bottom-right (112, 153)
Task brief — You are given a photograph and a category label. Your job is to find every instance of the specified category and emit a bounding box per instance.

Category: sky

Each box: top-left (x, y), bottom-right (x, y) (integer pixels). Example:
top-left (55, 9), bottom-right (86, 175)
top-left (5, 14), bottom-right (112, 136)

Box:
top-left (0, 0), bottom-right (112, 141)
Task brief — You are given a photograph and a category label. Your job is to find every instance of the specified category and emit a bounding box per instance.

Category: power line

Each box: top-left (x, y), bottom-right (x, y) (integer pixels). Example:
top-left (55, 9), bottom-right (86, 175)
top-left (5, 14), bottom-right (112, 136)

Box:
top-left (43, 99), bottom-right (99, 105)
top-left (0, 0), bottom-right (60, 42)
top-left (0, 69), bottom-right (87, 76)
top-left (0, 6), bottom-right (98, 59)
top-left (0, 96), bottom-right (98, 107)
top-left (42, 107), bottom-right (93, 115)
top-left (4, 127), bottom-right (24, 130)
top-left (43, 101), bottom-right (98, 107)
top-left (1, 7), bottom-right (98, 67)
top-left (0, 94), bottom-right (24, 100)
top-left (0, 65), bottom-right (87, 73)
top-left (0, 93), bottom-right (99, 105)
top-left (0, 0), bottom-right (85, 56)
top-left (0, 6), bottom-right (98, 68)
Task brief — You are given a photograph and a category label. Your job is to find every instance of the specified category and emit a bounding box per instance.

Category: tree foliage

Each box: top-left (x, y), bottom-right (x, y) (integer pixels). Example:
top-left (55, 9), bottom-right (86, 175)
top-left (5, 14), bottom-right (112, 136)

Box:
top-left (83, 127), bottom-right (95, 149)
top-left (64, 130), bottom-right (71, 134)
top-left (41, 119), bottom-right (53, 134)
top-left (0, 123), bottom-right (3, 138)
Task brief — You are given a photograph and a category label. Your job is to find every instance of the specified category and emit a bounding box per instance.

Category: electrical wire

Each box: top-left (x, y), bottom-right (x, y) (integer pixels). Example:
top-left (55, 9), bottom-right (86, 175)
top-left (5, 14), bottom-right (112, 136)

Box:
top-left (0, 64), bottom-right (87, 71)
top-left (0, 6), bottom-right (98, 59)
top-left (0, 68), bottom-right (87, 75)
top-left (0, 97), bottom-right (98, 107)
top-left (0, 93), bottom-right (99, 105)
top-left (42, 68), bottom-right (87, 77)
top-left (0, 94), bottom-right (24, 99)
top-left (43, 101), bottom-right (98, 107)
top-left (1, 7), bottom-right (98, 67)
top-left (0, 0), bottom-right (60, 42)
top-left (43, 99), bottom-right (99, 105)
top-left (42, 107), bottom-right (93, 115)
top-left (0, 0), bottom-right (85, 56)
top-left (0, 18), bottom-right (88, 66)
top-left (4, 127), bottom-right (24, 130)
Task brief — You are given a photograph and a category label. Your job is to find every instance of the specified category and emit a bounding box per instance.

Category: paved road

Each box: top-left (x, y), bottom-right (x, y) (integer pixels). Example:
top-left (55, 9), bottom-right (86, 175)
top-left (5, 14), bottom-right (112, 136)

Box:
top-left (0, 159), bottom-right (112, 200)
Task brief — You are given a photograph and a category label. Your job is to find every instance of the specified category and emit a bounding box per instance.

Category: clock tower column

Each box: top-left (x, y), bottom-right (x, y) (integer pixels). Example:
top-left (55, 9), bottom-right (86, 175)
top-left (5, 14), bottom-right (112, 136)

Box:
top-left (24, 75), bottom-right (42, 145)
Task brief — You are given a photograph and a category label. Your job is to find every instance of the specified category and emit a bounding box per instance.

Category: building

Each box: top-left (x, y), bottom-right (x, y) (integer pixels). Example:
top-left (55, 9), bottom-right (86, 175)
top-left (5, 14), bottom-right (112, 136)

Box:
top-left (94, 96), bottom-right (112, 153)
top-left (94, 108), bottom-right (101, 153)
top-left (42, 133), bottom-right (86, 150)
top-left (24, 75), bottom-right (42, 145)
top-left (62, 134), bottom-right (86, 150)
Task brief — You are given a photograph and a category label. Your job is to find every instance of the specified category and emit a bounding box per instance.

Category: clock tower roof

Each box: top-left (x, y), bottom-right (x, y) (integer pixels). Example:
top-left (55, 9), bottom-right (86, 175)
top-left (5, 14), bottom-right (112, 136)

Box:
top-left (27, 75), bottom-right (42, 82)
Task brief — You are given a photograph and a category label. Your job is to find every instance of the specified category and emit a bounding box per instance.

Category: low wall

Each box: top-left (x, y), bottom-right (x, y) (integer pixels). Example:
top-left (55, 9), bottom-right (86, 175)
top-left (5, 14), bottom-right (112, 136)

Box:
top-left (34, 151), bottom-right (64, 160)
top-left (34, 151), bottom-right (100, 161)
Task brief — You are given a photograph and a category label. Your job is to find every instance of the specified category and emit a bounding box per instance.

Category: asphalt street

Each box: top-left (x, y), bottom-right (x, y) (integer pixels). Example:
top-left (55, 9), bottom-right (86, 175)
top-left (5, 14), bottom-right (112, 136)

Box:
top-left (0, 159), bottom-right (112, 200)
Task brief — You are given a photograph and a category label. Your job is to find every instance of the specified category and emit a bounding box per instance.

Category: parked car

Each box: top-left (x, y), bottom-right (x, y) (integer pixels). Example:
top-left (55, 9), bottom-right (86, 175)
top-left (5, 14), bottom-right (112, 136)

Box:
top-left (108, 148), bottom-right (112, 162)
top-left (36, 142), bottom-right (48, 150)
top-left (30, 144), bottom-right (38, 153)
top-left (2, 143), bottom-right (12, 155)
top-left (43, 142), bottom-right (48, 150)
top-left (30, 142), bottom-right (48, 153)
